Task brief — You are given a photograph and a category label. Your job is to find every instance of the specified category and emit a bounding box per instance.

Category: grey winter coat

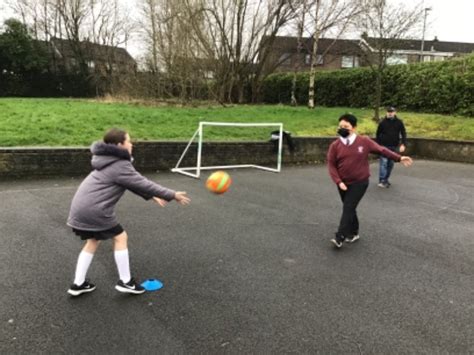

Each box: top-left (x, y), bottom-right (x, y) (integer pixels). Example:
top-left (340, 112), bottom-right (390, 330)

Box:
top-left (67, 142), bottom-right (176, 231)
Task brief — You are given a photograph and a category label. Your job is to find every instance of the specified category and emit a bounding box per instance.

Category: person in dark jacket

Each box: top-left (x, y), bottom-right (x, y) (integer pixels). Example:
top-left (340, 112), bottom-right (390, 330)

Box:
top-left (376, 107), bottom-right (407, 188)
top-left (327, 114), bottom-right (412, 248)
top-left (67, 128), bottom-right (190, 296)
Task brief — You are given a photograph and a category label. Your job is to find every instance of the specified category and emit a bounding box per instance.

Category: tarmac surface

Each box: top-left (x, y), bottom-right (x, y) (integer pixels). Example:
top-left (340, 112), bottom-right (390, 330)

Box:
top-left (0, 160), bottom-right (473, 354)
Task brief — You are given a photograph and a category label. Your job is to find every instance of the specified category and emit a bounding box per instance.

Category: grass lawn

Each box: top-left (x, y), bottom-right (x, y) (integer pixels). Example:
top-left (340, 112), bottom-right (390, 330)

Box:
top-left (0, 98), bottom-right (473, 146)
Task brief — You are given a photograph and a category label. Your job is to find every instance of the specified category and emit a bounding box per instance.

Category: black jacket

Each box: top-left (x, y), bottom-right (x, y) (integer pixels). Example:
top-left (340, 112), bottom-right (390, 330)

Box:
top-left (376, 116), bottom-right (407, 147)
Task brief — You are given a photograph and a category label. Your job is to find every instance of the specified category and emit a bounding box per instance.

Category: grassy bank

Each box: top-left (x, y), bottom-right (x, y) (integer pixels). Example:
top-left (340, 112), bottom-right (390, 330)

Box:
top-left (0, 98), bottom-right (472, 146)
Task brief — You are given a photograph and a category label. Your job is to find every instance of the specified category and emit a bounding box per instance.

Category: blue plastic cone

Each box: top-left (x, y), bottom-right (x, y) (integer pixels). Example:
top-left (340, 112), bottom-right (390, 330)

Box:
top-left (141, 278), bottom-right (164, 291)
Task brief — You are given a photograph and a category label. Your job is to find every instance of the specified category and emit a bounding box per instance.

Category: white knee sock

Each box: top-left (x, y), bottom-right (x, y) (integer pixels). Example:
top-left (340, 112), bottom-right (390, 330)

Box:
top-left (114, 249), bottom-right (131, 283)
top-left (73, 251), bottom-right (94, 286)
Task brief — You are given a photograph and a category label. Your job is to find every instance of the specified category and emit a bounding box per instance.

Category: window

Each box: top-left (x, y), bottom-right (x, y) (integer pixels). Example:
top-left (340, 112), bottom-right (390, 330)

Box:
top-left (305, 54), bottom-right (324, 65)
top-left (87, 60), bottom-right (95, 69)
top-left (423, 55), bottom-right (432, 62)
top-left (278, 53), bottom-right (292, 65)
top-left (204, 70), bottom-right (214, 79)
top-left (386, 55), bottom-right (408, 65)
top-left (353, 56), bottom-right (360, 67)
top-left (341, 55), bottom-right (358, 68)
top-left (106, 63), bottom-right (119, 71)
top-left (316, 54), bottom-right (323, 65)
top-left (434, 56), bottom-right (445, 62)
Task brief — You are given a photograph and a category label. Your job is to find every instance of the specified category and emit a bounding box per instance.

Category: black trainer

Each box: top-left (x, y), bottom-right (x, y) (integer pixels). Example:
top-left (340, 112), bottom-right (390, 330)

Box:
top-left (115, 278), bottom-right (146, 294)
top-left (67, 280), bottom-right (96, 296)
top-left (345, 234), bottom-right (360, 243)
top-left (330, 235), bottom-right (344, 248)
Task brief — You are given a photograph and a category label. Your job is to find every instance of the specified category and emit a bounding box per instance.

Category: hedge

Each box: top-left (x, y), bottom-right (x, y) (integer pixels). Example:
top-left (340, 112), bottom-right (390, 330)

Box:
top-left (0, 72), bottom-right (96, 97)
top-left (262, 54), bottom-right (474, 116)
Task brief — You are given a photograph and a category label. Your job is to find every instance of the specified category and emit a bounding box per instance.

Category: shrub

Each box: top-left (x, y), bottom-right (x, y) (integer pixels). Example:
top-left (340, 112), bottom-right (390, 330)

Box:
top-left (262, 55), bottom-right (474, 116)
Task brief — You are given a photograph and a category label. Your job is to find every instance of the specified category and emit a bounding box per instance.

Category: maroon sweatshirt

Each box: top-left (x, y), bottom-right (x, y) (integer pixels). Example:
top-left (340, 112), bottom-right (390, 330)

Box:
top-left (327, 135), bottom-right (401, 185)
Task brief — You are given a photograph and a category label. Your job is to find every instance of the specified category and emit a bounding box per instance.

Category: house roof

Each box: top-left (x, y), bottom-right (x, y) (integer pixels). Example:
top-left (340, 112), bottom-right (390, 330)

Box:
top-left (37, 38), bottom-right (136, 64)
top-left (269, 36), bottom-right (362, 55)
top-left (270, 35), bottom-right (474, 56)
top-left (365, 37), bottom-right (474, 53)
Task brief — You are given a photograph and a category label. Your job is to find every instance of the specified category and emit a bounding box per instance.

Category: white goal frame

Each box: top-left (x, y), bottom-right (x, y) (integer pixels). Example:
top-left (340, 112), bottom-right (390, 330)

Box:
top-left (171, 122), bottom-right (283, 178)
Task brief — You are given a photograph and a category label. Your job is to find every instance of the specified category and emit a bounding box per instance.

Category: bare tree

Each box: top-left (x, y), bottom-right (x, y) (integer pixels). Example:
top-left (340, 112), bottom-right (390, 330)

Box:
top-left (9, 0), bottom-right (136, 95)
top-left (180, 0), bottom-right (300, 103)
top-left (7, 0), bottom-right (65, 71)
top-left (136, 0), bottom-right (163, 98)
top-left (137, 0), bottom-right (205, 101)
top-left (87, 0), bottom-right (136, 94)
top-left (136, 0), bottom-right (305, 103)
top-left (306, 0), bottom-right (363, 109)
top-left (139, 0), bottom-right (161, 74)
top-left (6, 0), bottom-right (57, 40)
top-left (290, 0), bottom-right (308, 106)
top-left (52, 0), bottom-right (90, 74)
top-left (357, 0), bottom-right (423, 121)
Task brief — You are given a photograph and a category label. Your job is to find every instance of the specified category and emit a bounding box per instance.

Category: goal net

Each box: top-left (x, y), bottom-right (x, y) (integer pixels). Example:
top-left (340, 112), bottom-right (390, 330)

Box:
top-left (171, 122), bottom-right (284, 178)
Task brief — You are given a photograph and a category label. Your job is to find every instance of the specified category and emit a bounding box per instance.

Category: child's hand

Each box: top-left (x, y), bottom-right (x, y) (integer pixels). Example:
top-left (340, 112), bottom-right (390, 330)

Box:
top-left (400, 156), bottom-right (413, 167)
top-left (175, 191), bottom-right (191, 205)
top-left (338, 182), bottom-right (348, 191)
top-left (153, 197), bottom-right (168, 207)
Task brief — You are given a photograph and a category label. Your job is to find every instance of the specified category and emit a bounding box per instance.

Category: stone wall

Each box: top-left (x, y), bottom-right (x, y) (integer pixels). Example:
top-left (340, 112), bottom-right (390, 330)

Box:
top-left (408, 138), bottom-right (474, 164)
top-left (0, 137), bottom-right (471, 179)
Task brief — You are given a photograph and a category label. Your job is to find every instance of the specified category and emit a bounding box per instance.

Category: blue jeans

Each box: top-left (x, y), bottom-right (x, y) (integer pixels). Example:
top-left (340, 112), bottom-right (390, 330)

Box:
top-left (379, 146), bottom-right (398, 183)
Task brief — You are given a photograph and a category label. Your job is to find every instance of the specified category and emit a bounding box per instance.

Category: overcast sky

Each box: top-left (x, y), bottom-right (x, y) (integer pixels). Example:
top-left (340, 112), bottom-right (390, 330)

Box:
top-left (396, 0), bottom-right (474, 43)
top-left (1, 0), bottom-right (473, 58)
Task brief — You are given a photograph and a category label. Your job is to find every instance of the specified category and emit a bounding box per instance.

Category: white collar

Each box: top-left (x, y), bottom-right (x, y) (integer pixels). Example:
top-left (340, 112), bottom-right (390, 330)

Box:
top-left (339, 133), bottom-right (357, 145)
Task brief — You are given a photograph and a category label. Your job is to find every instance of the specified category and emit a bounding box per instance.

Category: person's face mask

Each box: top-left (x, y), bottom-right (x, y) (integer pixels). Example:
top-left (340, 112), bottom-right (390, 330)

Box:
top-left (337, 127), bottom-right (350, 138)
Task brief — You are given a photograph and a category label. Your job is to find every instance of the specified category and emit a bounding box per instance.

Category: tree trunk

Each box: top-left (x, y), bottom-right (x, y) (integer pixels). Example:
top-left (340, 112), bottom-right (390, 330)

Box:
top-left (237, 77), bottom-right (245, 104)
top-left (291, 0), bottom-right (307, 106)
top-left (374, 69), bottom-right (382, 122)
top-left (308, 0), bottom-right (321, 109)
top-left (373, 51), bottom-right (385, 122)
top-left (290, 71), bottom-right (298, 106)
top-left (250, 78), bottom-right (259, 103)
top-left (307, 33), bottom-right (319, 109)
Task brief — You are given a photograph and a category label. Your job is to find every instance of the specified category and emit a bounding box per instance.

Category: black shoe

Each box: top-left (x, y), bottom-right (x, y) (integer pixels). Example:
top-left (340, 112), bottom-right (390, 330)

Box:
top-left (386, 181), bottom-right (391, 187)
top-left (67, 280), bottom-right (96, 296)
top-left (345, 234), bottom-right (360, 243)
top-left (330, 235), bottom-right (344, 248)
top-left (115, 278), bottom-right (146, 294)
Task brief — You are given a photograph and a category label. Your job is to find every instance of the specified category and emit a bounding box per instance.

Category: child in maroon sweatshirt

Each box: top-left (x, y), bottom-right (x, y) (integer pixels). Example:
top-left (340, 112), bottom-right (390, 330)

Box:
top-left (327, 114), bottom-right (413, 248)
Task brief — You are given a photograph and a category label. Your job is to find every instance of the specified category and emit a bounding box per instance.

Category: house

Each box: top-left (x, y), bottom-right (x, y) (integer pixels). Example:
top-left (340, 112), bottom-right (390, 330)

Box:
top-left (266, 35), bottom-right (474, 72)
top-left (38, 38), bottom-right (136, 74)
top-left (266, 36), bottom-right (363, 72)
top-left (361, 36), bottom-right (474, 64)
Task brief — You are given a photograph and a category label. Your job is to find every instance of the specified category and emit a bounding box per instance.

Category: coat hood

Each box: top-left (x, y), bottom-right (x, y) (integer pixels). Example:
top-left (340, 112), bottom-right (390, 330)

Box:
top-left (90, 141), bottom-right (132, 170)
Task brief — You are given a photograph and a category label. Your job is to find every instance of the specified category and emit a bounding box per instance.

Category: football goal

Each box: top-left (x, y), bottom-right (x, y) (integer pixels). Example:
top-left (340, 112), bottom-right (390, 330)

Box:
top-left (171, 121), bottom-right (284, 178)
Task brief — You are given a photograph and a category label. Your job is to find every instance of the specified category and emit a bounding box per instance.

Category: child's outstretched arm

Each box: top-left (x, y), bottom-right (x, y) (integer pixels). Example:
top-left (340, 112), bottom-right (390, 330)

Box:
top-left (153, 191), bottom-right (190, 207)
top-left (367, 137), bottom-right (413, 167)
top-left (114, 161), bottom-right (176, 201)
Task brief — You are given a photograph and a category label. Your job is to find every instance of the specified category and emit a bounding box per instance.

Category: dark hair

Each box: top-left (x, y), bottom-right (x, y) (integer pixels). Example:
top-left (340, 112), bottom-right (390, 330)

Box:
top-left (103, 128), bottom-right (128, 145)
top-left (338, 113), bottom-right (357, 127)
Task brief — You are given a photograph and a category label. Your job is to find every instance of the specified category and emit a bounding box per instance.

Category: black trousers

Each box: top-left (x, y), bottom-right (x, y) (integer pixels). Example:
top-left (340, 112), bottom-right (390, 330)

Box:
top-left (336, 180), bottom-right (369, 239)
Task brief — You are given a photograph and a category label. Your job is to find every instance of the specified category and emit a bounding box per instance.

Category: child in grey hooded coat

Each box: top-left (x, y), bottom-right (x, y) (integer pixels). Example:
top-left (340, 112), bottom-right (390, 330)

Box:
top-left (67, 128), bottom-right (190, 296)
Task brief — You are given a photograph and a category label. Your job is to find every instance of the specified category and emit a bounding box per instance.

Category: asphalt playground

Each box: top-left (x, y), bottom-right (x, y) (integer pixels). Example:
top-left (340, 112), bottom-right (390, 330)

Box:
top-left (0, 160), bottom-right (473, 354)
